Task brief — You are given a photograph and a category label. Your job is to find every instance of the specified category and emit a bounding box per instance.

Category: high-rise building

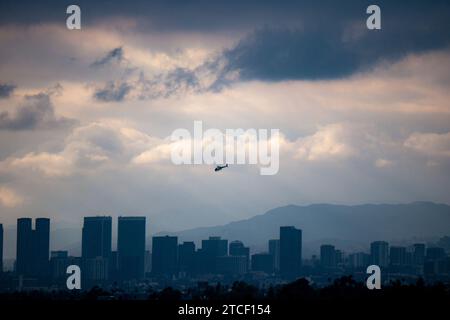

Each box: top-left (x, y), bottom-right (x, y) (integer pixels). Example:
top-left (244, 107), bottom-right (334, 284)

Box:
top-left (370, 241), bottom-right (389, 267)
top-left (216, 255), bottom-right (247, 275)
top-left (426, 247), bottom-right (446, 261)
top-left (16, 218), bottom-right (50, 278)
top-left (82, 216), bottom-right (112, 283)
top-left (335, 249), bottom-right (344, 266)
top-left (280, 226), bottom-right (302, 279)
top-left (268, 239), bottom-right (280, 272)
top-left (201, 236), bottom-right (228, 273)
top-left (413, 243), bottom-right (426, 266)
top-left (144, 250), bottom-right (152, 275)
top-left (117, 216), bottom-right (146, 281)
top-left (390, 246), bottom-right (407, 267)
top-left (320, 245), bottom-right (336, 268)
top-left (178, 241), bottom-right (196, 275)
top-left (50, 251), bottom-right (81, 285)
top-left (35, 218), bottom-right (50, 276)
top-left (152, 236), bottom-right (178, 276)
top-left (82, 216), bottom-right (112, 259)
top-left (251, 253), bottom-right (274, 274)
top-left (348, 252), bottom-right (370, 269)
top-left (229, 240), bottom-right (250, 271)
top-left (0, 223), bottom-right (3, 273)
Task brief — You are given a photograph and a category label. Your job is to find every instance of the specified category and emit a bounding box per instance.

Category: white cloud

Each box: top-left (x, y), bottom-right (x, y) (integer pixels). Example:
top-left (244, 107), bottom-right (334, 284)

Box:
top-left (0, 186), bottom-right (23, 207)
top-left (375, 158), bottom-right (394, 168)
top-left (10, 152), bottom-right (72, 177)
top-left (293, 124), bottom-right (356, 161)
top-left (404, 132), bottom-right (450, 157)
top-left (4, 120), bottom-right (165, 176)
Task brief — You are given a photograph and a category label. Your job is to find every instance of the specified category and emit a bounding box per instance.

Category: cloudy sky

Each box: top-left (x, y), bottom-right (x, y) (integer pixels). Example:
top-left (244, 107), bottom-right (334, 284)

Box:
top-left (0, 0), bottom-right (450, 233)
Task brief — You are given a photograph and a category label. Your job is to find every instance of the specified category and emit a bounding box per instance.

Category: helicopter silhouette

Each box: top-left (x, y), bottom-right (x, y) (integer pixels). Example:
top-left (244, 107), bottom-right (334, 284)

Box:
top-left (214, 164), bottom-right (229, 172)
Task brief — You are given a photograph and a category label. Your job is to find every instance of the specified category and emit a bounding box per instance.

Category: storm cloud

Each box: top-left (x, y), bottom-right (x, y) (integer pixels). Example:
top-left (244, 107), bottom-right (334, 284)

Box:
top-left (0, 93), bottom-right (75, 130)
top-left (0, 83), bottom-right (16, 98)
top-left (91, 47), bottom-right (124, 67)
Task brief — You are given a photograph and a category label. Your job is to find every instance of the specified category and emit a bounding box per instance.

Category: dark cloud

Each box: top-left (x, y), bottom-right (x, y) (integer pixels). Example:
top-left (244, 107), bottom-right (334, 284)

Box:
top-left (94, 81), bottom-right (132, 102)
top-left (136, 68), bottom-right (200, 100)
top-left (218, 15), bottom-right (450, 82)
top-left (0, 83), bottom-right (16, 98)
top-left (0, 93), bottom-right (75, 130)
top-left (68, 1), bottom-right (450, 100)
top-left (91, 47), bottom-right (124, 67)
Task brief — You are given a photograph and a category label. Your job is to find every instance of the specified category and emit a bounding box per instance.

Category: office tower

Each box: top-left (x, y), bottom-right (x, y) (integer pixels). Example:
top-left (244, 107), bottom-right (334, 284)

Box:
top-left (390, 246), bottom-right (407, 267)
top-left (117, 216), bottom-right (146, 281)
top-left (229, 240), bottom-right (250, 271)
top-left (201, 236), bottom-right (228, 273)
top-left (152, 236), bottom-right (178, 276)
top-left (109, 251), bottom-right (119, 280)
top-left (280, 226), bottom-right (302, 279)
top-left (202, 236), bottom-right (228, 256)
top-left (268, 239), bottom-right (280, 272)
top-left (82, 216), bottom-right (112, 283)
top-left (16, 218), bottom-right (50, 278)
top-left (229, 240), bottom-right (249, 256)
top-left (50, 251), bottom-right (81, 284)
top-left (370, 241), bottom-right (389, 267)
top-left (251, 253), bottom-right (274, 274)
top-left (35, 218), bottom-right (50, 276)
top-left (178, 241), bottom-right (195, 275)
top-left (320, 245), bottom-right (336, 268)
top-left (16, 218), bottom-right (32, 276)
top-left (0, 224), bottom-right (3, 273)
top-left (426, 247), bottom-right (446, 261)
top-left (216, 255), bottom-right (247, 275)
top-left (348, 252), bottom-right (370, 269)
top-left (144, 251), bottom-right (152, 275)
top-left (413, 243), bottom-right (426, 266)
top-left (82, 216), bottom-right (112, 259)
top-left (335, 249), bottom-right (343, 266)
top-left (50, 251), bottom-right (68, 280)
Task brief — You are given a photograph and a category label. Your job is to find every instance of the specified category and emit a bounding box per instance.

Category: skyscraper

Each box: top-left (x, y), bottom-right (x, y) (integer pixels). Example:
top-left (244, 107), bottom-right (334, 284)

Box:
top-left (0, 223), bottom-right (3, 273)
top-left (390, 246), bottom-right (407, 267)
top-left (268, 239), bottom-right (280, 272)
top-left (82, 216), bottom-right (112, 283)
top-left (201, 236), bottom-right (228, 273)
top-left (251, 253), bottom-right (274, 274)
top-left (82, 216), bottom-right (112, 259)
top-left (178, 241), bottom-right (195, 275)
top-left (117, 216), bottom-right (146, 281)
top-left (152, 236), bottom-right (178, 276)
top-left (320, 244), bottom-right (337, 268)
top-left (216, 255), bottom-right (247, 275)
top-left (16, 218), bottom-right (32, 276)
top-left (413, 243), bottom-right (426, 266)
top-left (16, 218), bottom-right (50, 278)
top-left (370, 241), bottom-right (389, 267)
top-left (35, 218), bottom-right (50, 276)
top-left (280, 226), bottom-right (302, 279)
top-left (229, 240), bottom-right (250, 271)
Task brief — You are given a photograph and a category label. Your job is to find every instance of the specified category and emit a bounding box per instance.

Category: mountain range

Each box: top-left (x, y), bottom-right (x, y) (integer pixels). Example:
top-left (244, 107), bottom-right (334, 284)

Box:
top-left (160, 202), bottom-right (450, 256)
top-left (2, 202), bottom-right (449, 263)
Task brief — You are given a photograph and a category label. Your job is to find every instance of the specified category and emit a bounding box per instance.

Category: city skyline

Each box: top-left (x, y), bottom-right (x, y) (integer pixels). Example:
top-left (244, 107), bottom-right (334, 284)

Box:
top-left (1, 201), bottom-right (450, 262)
top-left (1, 214), bottom-right (449, 291)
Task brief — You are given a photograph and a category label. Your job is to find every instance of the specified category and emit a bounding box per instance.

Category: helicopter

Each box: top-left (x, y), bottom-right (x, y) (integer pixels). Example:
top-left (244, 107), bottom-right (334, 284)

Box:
top-left (214, 164), bottom-right (229, 172)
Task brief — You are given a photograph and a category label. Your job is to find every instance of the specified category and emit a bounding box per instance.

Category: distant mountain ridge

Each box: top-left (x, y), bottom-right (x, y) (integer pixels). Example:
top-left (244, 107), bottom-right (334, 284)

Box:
top-left (2, 202), bottom-right (449, 261)
top-left (160, 202), bottom-right (450, 255)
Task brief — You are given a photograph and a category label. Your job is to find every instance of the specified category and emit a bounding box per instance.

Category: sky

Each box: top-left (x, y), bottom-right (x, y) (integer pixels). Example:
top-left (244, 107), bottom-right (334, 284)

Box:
top-left (0, 0), bottom-right (450, 233)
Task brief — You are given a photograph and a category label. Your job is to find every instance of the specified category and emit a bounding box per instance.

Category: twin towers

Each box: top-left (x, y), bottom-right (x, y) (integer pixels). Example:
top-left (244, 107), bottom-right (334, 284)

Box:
top-left (15, 216), bottom-right (146, 284)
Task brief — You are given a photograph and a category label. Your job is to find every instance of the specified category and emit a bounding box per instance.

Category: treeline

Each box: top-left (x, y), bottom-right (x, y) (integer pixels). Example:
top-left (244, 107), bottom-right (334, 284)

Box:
top-left (1, 276), bottom-right (449, 303)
